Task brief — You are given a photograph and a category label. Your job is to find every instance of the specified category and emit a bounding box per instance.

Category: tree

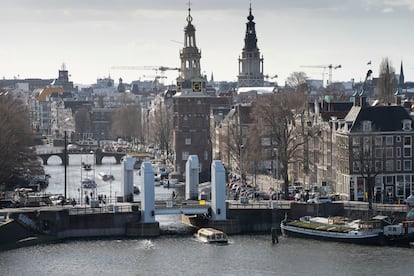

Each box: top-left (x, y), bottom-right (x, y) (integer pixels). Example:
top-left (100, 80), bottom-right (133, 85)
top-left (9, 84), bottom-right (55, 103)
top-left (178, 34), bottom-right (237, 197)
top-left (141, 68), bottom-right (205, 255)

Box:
top-left (148, 100), bottom-right (173, 159)
top-left (352, 135), bottom-right (384, 210)
top-left (285, 71), bottom-right (308, 93)
top-left (377, 57), bottom-right (397, 104)
top-left (0, 92), bottom-right (43, 190)
top-left (111, 105), bottom-right (142, 140)
top-left (250, 91), bottom-right (309, 199)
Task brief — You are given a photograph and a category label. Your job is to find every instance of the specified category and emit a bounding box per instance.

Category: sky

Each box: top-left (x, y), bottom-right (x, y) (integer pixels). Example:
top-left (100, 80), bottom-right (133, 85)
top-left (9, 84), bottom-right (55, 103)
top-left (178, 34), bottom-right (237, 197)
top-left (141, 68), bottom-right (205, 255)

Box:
top-left (1, 0), bottom-right (414, 86)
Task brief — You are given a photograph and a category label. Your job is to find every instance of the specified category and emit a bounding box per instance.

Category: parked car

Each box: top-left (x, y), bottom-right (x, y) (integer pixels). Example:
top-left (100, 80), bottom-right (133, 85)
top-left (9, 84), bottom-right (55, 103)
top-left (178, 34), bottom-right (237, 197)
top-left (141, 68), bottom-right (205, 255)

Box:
top-left (307, 196), bottom-right (332, 204)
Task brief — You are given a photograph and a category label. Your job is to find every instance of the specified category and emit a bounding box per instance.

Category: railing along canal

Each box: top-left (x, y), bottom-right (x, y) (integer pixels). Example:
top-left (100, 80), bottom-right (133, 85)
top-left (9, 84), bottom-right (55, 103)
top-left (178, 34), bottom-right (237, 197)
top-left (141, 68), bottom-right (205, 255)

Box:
top-left (227, 200), bottom-right (291, 209)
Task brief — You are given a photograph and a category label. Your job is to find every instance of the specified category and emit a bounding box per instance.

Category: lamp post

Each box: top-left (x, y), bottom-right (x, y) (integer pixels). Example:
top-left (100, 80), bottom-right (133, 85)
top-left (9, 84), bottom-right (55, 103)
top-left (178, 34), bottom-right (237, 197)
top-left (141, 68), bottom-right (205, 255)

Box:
top-left (239, 144), bottom-right (244, 183)
top-left (64, 130), bottom-right (67, 199)
top-left (273, 148), bottom-right (279, 198)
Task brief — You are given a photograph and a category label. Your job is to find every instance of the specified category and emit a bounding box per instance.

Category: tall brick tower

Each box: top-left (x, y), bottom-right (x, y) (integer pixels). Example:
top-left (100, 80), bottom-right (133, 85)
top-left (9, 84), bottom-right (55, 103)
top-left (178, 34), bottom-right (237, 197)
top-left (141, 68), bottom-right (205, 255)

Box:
top-left (173, 6), bottom-right (212, 180)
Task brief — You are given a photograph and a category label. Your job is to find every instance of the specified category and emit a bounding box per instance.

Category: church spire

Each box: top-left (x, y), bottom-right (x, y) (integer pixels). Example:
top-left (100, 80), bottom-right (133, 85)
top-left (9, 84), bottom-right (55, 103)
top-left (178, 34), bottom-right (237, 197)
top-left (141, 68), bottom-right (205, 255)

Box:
top-left (244, 3), bottom-right (258, 51)
top-left (237, 4), bottom-right (264, 87)
top-left (399, 60), bottom-right (405, 85)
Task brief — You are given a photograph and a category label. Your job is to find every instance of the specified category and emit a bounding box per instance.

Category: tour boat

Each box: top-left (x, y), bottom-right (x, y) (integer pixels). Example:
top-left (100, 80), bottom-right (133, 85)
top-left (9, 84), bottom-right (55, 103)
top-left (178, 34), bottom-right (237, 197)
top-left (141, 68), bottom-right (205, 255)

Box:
top-left (195, 228), bottom-right (228, 244)
top-left (82, 163), bottom-right (92, 171)
top-left (82, 178), bottom-right (97, 189)
top-left (98, 172), bottom-right (114, 181)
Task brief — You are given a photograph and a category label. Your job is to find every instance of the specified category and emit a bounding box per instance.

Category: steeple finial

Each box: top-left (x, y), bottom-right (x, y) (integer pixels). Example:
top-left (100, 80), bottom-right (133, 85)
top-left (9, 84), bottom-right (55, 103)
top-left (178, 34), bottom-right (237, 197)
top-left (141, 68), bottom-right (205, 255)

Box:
top-left (248, 2), bottom-right (254, 21)
top-left (187, 0), bottom-right (193, 23)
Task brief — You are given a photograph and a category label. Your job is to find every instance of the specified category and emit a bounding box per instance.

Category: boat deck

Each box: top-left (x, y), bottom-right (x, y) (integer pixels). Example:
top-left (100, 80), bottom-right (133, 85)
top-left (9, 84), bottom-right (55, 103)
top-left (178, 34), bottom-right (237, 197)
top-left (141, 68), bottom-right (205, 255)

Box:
top-left (287, 220), bottom-right (355, 233)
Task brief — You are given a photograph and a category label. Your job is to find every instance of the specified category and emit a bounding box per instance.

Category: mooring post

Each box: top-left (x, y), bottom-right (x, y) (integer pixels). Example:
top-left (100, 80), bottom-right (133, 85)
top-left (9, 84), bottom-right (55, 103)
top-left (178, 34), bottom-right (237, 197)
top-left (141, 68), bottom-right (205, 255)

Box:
top-left (271, 227), bottom-right (278, 244)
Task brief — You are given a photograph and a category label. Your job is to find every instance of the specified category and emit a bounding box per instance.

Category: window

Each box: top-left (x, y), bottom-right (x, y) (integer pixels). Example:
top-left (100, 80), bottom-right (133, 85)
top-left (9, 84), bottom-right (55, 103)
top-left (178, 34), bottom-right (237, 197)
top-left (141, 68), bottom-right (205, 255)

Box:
top-left (182, 151), bottom-right (189, 161)
top-left (375, 160), bottom-right (382, 171)
top-left (363, 121), bottom-right (372, 132)
top-left (396, 136), bottom-right (401, 142)
top-left (364, 137), bottom-right (371, 146)
top-left (396, 147), bottom-right (401, 158)
top-left (403, 120), bottom-right (412, 131)
top-left (352, 137), bottom-right (360, 146)
top-left (386, 147), bottom-right (393, 158)
top-left (404, 147), bottom-right (412, 158)
top-left (353, 161), bottom-right (360, 172)
top-left (261, 137), bottom-right (271, 146)
top-left (375, 136), bottom-right (382, 146)
top-left (375, 148), bottom-right (383, 158)
top-left (404, 160), bottom-right (412, 171)
top-left (185, 138), bottom-right (191, 145)
top-left (397, 176), bottom-right (404, 196)
top-left (385, 160), bottom-right (393, 172)
top-left (404, 136), bottom-right (411, 146)
top-left (397, 160), bottom-right (401, 171)
top-left (386, 136), bottom-right (393, 145)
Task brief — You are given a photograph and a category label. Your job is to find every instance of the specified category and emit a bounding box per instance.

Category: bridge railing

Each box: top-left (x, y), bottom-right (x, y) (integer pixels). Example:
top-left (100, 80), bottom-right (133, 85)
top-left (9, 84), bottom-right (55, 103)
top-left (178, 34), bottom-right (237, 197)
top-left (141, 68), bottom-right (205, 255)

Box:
top-left (154, 199), bottom-right (209, 210)
top-left (68, 203), bottom-right (141, 216)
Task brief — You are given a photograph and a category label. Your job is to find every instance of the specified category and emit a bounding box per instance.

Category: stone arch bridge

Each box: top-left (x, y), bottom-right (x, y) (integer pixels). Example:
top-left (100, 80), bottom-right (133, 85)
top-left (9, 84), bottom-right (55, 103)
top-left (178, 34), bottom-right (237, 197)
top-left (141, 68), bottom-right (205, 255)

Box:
top-left (36, 148), bottom-right (128, 165)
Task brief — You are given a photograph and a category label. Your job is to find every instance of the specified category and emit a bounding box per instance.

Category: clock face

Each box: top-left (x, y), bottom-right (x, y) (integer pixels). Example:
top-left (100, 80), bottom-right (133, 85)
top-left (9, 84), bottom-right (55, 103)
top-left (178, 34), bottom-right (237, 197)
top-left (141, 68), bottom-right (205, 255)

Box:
top-left (192, 81), bottom-right (201, 92)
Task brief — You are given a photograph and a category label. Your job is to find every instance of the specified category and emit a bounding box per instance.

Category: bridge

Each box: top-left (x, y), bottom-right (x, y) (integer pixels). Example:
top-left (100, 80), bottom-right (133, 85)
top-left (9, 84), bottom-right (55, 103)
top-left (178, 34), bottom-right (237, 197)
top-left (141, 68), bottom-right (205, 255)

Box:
top-left (154, 199), bottom-right (210, 215)
top-left (36, 147), bottom-right (148, 165)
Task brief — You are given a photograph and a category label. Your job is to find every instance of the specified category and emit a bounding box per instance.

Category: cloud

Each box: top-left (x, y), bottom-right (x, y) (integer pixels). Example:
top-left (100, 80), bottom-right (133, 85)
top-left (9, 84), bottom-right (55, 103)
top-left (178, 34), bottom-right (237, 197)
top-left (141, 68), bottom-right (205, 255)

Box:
top-left (364, 0), bottom-right (414, 13)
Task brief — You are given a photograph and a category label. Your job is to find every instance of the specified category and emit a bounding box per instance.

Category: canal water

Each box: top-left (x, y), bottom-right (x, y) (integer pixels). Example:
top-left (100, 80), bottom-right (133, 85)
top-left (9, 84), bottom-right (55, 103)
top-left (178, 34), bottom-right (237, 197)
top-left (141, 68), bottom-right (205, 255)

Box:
top-left (2, 154), bottom-right (414, 275)
top-left (1, 235), bottom-right (413, 275)
top-left (41, 153), bottom-right (178, 203)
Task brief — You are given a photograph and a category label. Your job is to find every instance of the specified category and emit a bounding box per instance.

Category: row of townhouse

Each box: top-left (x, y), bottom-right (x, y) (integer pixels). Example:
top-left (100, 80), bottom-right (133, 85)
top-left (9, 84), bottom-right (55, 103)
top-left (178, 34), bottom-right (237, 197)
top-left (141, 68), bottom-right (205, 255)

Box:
top-left (296, 95), bottom-right (414, 203)
top-left (212, 90), bottom-right (414, 203)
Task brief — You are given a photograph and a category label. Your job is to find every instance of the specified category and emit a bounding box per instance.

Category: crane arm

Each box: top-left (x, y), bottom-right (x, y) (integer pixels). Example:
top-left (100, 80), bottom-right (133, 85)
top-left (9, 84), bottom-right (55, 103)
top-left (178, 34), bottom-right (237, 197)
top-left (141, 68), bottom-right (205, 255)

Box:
top-left (111, 65), bottom-right (180, 71)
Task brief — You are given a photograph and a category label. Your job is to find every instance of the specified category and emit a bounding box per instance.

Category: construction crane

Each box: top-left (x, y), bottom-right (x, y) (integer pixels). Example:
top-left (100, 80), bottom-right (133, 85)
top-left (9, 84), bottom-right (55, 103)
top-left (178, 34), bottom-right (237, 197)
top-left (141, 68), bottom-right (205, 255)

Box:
top-left (111, 65), bottom-right (180, 83)
top-left (141, 75), bottom-right (168, 81)
top-left (300, 64), bottom-right (341, 86)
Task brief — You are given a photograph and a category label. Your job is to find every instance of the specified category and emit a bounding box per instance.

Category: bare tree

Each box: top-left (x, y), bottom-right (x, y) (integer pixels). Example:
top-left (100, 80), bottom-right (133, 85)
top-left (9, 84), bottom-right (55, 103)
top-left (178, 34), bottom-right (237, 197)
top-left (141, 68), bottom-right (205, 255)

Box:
top-left (285, 71), bottom-right (308, 93)
top-left (246, 119), bottom-right (267, 188)
top-left (352, 135), bottom-right (384, 210)
top-left (111, 105), bottom-right (142, 140)
top-left (0, 93), bottom-right (43, 190)
top-left (251, 91), bottom-right (308, 199)
top-left (377, 57), bottom-right (397, 104)
top-left (148, 101), bottom-right (173, 159)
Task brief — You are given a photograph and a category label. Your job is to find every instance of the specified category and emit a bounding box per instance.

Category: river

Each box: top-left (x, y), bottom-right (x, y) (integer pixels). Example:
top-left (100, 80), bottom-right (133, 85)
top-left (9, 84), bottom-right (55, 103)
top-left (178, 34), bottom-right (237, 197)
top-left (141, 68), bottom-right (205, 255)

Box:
top-left (1, 234), bottom-right (413, 276)
top-left (40, 152), bottom-right (177, 203)
top-left (2, 153), bottom-right (414, 275)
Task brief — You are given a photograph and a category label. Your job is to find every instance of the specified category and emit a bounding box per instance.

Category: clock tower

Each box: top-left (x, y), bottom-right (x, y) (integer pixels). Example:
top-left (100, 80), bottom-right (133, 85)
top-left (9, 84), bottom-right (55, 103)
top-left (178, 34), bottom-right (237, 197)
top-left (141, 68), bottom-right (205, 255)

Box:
top-left (175, 6), bottom-right (206, 95)
top-left (173, 6), bottom-right (212, 180)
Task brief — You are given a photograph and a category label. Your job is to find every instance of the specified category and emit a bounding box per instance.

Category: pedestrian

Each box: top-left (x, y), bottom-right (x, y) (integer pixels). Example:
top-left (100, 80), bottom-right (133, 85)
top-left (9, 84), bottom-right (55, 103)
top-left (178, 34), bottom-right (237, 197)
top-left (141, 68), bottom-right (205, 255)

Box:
top-left (172, 191), bottom-right (176, 199)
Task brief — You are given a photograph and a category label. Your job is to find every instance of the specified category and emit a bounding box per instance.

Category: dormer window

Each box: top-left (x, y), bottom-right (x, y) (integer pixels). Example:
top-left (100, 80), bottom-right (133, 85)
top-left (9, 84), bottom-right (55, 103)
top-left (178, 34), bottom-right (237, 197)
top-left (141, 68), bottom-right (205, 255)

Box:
top-left (403, 119), bottom-right (412, 131)
top-left (362, 120), bottom-right (372, 132)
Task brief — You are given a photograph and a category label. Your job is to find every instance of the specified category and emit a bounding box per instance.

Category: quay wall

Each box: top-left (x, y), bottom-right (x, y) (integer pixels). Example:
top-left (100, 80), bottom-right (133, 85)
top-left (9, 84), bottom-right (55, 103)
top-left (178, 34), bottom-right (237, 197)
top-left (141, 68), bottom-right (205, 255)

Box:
top-left (223, 202), bottom-right (407, 233)
top-left (2, 201), bottom-right (408, 250)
